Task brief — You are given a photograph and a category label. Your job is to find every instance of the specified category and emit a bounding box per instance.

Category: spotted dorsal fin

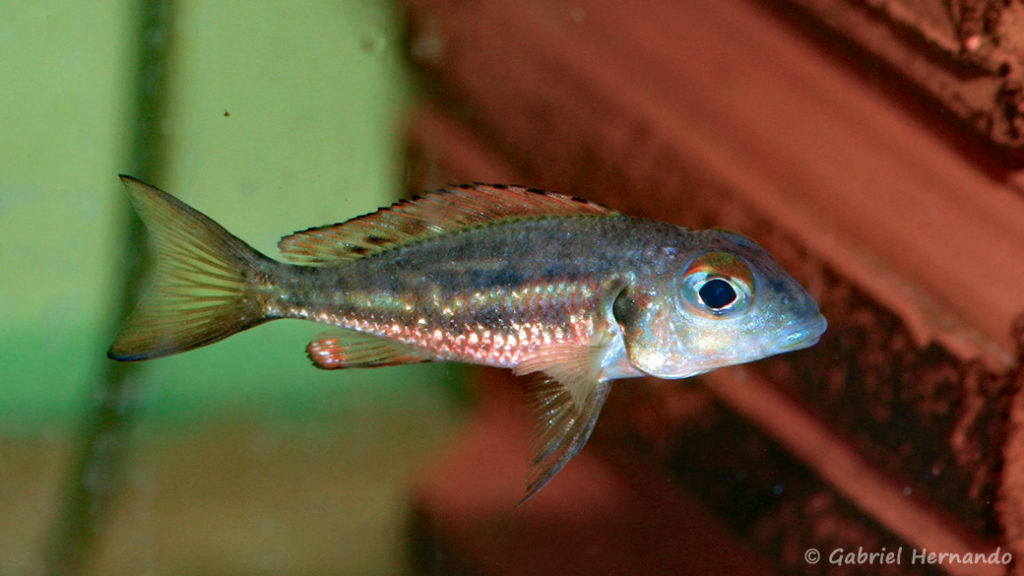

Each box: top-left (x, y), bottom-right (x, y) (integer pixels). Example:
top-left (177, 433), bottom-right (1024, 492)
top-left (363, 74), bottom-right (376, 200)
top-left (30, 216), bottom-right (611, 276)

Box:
top-left (278, 184), bottom-right (617, 265)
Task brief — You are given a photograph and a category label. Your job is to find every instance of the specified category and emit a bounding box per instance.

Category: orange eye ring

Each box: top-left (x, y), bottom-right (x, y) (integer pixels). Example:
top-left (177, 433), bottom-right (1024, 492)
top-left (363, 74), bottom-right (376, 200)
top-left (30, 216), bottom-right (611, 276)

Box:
top-left (680, 252), bottom-right (754, 317)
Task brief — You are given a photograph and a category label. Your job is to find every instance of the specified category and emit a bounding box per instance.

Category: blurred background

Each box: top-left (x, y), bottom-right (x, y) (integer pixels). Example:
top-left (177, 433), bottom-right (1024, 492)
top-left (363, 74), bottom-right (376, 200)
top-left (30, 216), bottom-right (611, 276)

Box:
top-left (0, 2), bottom-right (466, 574)
top-left (9, 0), bottom-right (1024, 574)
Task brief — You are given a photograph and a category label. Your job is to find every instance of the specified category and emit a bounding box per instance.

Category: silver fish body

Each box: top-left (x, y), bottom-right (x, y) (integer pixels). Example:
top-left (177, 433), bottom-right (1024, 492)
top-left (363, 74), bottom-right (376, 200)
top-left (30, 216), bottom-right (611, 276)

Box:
top-left (109, 177), bottom-right (826, 500)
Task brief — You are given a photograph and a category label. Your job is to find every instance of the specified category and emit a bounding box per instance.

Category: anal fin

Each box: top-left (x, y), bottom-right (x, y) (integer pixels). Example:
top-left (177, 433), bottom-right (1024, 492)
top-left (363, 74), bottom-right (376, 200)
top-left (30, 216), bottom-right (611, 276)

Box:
top-left (307, 330), bottom-right (432, 369)
top-left (513, 342), bottom-right (612, 503)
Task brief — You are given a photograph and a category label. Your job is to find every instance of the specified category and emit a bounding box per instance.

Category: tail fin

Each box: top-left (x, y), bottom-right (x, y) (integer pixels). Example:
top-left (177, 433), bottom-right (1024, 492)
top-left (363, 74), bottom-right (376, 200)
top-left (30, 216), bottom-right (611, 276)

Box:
top-left (109, 176), bottom-right (272, 361)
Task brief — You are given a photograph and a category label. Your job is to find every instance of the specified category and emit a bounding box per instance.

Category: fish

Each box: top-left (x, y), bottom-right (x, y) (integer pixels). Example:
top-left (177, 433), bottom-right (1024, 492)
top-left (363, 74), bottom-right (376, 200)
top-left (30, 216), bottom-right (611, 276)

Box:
top-left (109, 175), bottom-right (827, 501)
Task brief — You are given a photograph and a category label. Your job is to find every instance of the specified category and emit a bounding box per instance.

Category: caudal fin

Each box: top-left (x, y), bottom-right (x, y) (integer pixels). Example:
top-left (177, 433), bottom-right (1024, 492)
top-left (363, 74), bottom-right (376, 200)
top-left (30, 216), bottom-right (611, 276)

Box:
top-left (109, 176), bottom-right (272, 361)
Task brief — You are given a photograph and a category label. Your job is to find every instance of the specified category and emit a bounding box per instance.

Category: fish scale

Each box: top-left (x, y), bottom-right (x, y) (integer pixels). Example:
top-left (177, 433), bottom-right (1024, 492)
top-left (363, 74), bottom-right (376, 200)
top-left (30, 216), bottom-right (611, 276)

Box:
top-left (302, 281), bottom-right (603, 369)
top-left (108, 176), bottom-right (826, 501)
top-left (279, 217), bottom-right (632, 365)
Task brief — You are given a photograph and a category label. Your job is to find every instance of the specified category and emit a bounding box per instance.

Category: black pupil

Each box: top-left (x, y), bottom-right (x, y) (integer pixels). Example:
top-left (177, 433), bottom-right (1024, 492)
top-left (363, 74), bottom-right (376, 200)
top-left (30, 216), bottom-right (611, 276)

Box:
top-left (699, 278), bottom-right (737, 310)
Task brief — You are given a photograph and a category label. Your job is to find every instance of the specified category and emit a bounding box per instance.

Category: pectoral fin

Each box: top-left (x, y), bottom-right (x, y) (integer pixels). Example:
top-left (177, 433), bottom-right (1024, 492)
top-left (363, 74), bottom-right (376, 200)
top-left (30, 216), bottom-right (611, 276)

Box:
top-left (307, 330), bottom-right (432, 369)
top-left (514, 343), bottom-right (612, 503)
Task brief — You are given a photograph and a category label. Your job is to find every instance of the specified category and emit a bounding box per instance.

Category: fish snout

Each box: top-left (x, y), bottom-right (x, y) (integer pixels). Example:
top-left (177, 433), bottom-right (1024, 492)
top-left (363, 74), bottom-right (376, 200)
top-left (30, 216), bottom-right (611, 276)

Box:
top-left (772, 313), bottom-right (827, 353)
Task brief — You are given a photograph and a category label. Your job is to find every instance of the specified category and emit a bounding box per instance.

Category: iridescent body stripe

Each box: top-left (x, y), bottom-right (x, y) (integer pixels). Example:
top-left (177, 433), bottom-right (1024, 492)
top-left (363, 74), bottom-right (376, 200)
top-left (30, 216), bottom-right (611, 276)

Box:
top-left (270, 216), bottom-right (661, 370)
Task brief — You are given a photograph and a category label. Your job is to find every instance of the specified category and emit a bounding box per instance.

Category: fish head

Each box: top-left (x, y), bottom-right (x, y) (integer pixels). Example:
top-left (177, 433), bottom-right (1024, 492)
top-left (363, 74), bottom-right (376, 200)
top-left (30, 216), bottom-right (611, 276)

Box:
top-left (614, 229), bottom-right (826, 379)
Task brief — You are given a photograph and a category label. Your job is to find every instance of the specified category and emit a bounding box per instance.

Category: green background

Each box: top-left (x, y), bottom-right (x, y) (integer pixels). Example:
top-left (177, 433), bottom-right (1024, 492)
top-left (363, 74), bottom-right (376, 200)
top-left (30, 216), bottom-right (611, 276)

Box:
top-left (1, 2), bottom-right (465, 575)
top-left (0, 0), bottom-right (459, 427)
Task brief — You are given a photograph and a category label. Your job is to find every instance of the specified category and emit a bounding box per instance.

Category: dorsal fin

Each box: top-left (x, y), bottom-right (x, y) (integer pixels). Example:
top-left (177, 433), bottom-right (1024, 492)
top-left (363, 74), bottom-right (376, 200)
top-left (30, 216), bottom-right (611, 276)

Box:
top-left (278, 184), bottom-right (618, 265)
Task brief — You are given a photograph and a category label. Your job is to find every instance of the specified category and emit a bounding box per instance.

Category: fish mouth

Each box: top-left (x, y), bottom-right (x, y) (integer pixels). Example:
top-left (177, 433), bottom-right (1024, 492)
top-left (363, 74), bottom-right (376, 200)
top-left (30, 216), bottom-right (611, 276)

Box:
top-left (772, 314), bottom-right (828, 353)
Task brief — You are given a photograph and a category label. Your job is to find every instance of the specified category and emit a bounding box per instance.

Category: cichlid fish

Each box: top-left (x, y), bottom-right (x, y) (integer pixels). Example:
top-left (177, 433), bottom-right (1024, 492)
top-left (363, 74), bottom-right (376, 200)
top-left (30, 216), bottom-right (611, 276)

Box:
top-left (109, 176), bottom-right (826, 501)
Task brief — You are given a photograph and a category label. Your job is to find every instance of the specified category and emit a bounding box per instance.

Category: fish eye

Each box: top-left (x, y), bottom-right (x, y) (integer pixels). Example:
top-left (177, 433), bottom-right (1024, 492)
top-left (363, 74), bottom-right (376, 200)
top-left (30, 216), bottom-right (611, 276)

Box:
top-left (698, 278), bottom-right (737, 310)
top-left (680, 251), bottom-right (753, 317)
